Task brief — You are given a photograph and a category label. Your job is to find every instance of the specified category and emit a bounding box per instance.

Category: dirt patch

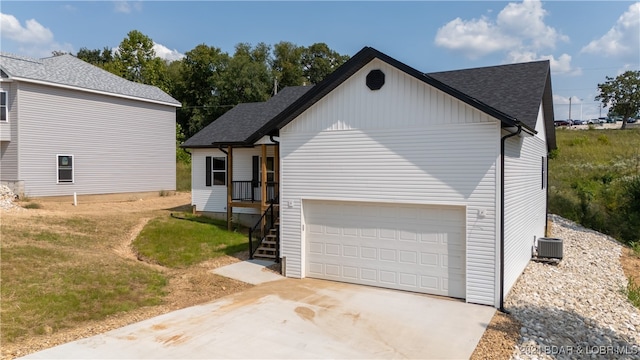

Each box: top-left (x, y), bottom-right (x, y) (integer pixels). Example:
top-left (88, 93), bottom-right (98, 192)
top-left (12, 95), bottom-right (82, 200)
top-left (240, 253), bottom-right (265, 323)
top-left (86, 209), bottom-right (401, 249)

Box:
top-left (470, 311), bottom-right (521, 360)
top-left (621, 246), bottom-right (640, 289)
top-left (1, 192), bottom-right (251, 360)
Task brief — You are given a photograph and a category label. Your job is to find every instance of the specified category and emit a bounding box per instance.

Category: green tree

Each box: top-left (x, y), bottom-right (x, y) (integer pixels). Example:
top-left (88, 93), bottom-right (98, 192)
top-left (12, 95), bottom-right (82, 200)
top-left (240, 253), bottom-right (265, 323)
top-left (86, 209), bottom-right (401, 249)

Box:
top-left (218, 42), bottom-right (272, 106)
top-left (113, 30), bottom-right (168, 91)
top-left (272, 41), bottom-right (305, 90)
top-left (596, 70), bottom-right (640, 130)
top-left (301, 43), bottom-right (350, 84)
top-left (176, 44), bottom-right (230, 137)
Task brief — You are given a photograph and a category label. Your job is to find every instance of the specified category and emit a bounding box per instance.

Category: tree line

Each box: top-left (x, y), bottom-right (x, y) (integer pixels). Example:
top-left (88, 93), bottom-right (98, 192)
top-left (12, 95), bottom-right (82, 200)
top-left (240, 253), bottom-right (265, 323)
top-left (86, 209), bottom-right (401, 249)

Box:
top-left (72, 30), bottom-right (350, 139)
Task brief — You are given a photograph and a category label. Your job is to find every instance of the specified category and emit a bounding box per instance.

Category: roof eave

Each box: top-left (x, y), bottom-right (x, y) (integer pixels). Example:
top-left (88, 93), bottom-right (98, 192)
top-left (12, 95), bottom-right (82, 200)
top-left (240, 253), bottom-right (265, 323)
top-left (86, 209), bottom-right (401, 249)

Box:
top-left (248, 47), bottom-right (535, 141)
top-left (10, 76), bottom-right (181, 107)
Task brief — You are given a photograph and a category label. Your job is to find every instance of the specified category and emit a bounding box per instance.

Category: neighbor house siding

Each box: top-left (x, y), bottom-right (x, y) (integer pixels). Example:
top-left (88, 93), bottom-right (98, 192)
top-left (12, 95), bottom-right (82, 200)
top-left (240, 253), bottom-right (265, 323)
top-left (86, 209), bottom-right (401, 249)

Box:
top-left (503, 104), bottom-right (548, 295)
top-left (17, 82), bottom-right (175, 197)
top-left (279, 60), bottom-right (501, 306)
top-left (191, 146), bottom-right (276, 215)
top-left (0, 81), bottom-right (18, 179)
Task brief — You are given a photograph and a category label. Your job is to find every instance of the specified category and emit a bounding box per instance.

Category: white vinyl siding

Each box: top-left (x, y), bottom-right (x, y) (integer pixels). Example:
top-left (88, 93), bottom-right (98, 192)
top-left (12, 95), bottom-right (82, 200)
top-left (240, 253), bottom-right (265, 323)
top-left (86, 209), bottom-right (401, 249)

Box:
top-left (191, 146), bottom-right (276, 215)
top-left (279, 60), bottom-right (501, 306)
top-left (0, 82), bottom-right (18, 178)
top-left (16, 82), bottom-right (175, 197)
top-left (502, 111), bottom-right (548, 296)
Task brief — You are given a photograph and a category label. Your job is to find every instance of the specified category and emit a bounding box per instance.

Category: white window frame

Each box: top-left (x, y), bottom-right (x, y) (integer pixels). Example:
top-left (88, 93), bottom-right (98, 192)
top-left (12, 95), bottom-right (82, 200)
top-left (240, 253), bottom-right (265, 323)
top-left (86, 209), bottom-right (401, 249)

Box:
top-left (212, 156), bottom-right (226, 186)
top-left (57, 154), bottom-right (74, 184)
top-left (0, 91), bottom-right (7, 122)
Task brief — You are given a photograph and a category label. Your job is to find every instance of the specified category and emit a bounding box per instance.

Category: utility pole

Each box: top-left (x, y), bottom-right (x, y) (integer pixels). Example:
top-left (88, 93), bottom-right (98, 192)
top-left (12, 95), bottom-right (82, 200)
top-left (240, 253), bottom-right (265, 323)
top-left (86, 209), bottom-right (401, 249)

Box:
top-left (569, 97), bottom-right (572, 120)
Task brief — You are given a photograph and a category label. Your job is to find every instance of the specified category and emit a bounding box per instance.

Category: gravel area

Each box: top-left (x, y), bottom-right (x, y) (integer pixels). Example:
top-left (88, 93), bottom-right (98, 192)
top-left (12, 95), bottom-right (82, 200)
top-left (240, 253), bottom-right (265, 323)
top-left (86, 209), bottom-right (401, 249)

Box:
top-left (507, 214), bottom-right (640, 359)
top-left (0, 185), bottom-right (22, 211)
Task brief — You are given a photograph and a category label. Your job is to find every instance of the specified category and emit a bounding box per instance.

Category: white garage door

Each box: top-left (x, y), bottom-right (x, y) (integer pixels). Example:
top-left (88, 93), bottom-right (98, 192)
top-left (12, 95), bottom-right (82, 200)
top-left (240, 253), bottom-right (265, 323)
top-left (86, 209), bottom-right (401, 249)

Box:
top-left (305, 200), bottom-right (466, 298)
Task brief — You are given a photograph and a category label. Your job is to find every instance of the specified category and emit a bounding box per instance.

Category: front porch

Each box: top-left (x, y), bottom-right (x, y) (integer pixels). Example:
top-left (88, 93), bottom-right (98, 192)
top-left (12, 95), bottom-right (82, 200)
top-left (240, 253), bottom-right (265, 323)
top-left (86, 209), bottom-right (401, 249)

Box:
top-left (224, 143), bottom-right (280, 231)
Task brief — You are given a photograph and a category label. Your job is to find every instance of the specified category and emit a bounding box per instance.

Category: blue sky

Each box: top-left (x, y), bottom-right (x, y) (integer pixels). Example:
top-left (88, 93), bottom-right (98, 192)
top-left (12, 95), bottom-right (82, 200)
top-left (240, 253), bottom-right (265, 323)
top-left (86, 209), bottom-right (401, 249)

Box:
top-left (1, 1), bottom-right (639, 120)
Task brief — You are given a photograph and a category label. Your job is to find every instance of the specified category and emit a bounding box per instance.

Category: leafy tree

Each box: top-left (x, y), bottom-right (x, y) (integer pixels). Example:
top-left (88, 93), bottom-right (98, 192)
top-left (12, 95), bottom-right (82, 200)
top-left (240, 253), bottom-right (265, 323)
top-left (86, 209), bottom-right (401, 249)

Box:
top-left (51, 50), bottom-right (69, 57)
top-left (112, 30), bottom-right (169, 91)
top-left (176, 44), bottom-right (230, 137)
top-left (218, 42), bottom-right (272, 106)
top-left (596, 70), bottom-right (640, 129)
top-left (272, 41), bottom-right (305, 90)
top-left (76, 47), bottom-right (114, 66)
top-left (301, 43), bottom-right (350, 84)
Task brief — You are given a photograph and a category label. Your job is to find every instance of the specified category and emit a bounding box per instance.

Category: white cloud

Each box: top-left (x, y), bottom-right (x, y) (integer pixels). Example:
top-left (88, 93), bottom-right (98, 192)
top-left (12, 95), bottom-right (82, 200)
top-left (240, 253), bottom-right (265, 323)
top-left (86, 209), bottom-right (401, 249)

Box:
top-left (0, 13), bottom-right (74, 58)
top-left (434, 17), bottom-right (517, 59)
top-left (434, 0), bottom-right (571, 66)
top-left (581, 2), bottom-right (640, 61)
top-left (114, 1), bottom-right (142, 14)
top-left (0, 13), bottom-right (54, 44)
top-left (496, 0), bottom-right (568, 49)
top-left (506, 50), bottom-right (582, 76)
top-left (153, 42), bottom-right (185, 62)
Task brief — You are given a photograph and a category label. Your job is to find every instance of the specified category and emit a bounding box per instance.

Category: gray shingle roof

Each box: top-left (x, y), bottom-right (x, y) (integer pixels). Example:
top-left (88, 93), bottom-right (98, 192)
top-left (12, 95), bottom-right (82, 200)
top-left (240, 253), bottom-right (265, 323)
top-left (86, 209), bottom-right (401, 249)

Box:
top-left (182, 86), bottom-right (313, 147)
top-left (428, 61), bottom-right (551, 132)
top-left (428, 60), bottom-right (555, 150)
top-left (0, 52), bottom-right (180, 106)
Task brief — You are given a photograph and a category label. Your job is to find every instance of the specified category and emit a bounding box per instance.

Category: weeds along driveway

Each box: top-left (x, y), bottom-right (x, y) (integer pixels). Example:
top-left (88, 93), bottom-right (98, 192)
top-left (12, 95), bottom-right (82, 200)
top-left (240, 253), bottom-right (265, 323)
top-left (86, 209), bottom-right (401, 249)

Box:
top-left (20, 278), bottom-right (495, 359)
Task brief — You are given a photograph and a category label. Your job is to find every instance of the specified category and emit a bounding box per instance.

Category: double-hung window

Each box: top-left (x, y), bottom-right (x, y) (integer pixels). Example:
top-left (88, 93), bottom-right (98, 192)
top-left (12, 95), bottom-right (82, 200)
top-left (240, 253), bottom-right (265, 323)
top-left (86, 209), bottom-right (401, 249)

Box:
top-left (1, 91), bottom-right (7, 122)
top-left (205, 156), bottom-right (226, 186)
top-left (57, 155), bottom-right (74, 183)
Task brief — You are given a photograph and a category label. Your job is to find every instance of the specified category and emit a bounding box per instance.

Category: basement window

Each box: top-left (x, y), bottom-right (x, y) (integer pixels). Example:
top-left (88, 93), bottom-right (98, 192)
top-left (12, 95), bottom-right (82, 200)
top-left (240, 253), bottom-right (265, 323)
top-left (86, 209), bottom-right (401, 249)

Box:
top-left (57, 155), bottom-right (74, 183)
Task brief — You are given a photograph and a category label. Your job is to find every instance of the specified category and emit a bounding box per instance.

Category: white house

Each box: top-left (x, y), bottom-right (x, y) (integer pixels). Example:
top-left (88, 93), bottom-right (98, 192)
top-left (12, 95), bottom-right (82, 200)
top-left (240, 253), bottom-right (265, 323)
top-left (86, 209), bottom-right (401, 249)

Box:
top-left (182, 47), bottom-right (556, 309)
top-left (0, 52), bottom-right (180, 198)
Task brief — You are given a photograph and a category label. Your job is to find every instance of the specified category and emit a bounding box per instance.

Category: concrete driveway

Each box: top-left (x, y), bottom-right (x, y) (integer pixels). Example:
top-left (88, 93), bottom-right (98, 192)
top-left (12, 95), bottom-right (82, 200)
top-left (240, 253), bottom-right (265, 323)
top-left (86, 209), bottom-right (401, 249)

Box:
top-left (21, 274), bottom-right (495, 359)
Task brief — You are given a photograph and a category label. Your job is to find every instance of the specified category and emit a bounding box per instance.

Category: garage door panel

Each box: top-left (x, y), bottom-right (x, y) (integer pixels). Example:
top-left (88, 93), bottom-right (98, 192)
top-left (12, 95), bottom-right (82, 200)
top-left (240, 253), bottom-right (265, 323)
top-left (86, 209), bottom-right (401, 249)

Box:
top-left (305, 201), bottom-right (466, 299)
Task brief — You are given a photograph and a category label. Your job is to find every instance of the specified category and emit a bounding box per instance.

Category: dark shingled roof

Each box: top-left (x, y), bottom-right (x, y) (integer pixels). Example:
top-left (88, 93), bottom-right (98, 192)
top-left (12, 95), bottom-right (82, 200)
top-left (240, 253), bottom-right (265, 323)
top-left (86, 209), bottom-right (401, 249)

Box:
top-left (184, 47), bottom-right (555, 150)
top-left (182, 86), bottom-right (313, 147)
top-left (429, 61), bottom-right (555, 149)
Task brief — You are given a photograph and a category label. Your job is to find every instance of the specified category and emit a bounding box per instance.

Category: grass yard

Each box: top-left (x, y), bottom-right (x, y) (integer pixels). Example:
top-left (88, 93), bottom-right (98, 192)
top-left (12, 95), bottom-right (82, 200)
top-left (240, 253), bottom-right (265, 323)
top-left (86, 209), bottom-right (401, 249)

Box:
top-left (0, 212), bottom-right (166, 343)
top-left (176, 160), bottom-right (191, 192)
top-left (133, 214), bottom-right (248, 268)
top-left (0, 194), bottom-right (251, 350)
top-left (549, 127), bottom-right (640, 245)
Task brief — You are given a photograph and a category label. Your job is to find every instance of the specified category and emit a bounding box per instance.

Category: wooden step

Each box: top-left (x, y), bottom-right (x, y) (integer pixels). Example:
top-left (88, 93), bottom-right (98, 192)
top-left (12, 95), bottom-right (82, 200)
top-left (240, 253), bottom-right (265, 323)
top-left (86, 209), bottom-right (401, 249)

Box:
top-left (262, 239), bottom-right (277, 245)
top-left (254, 253), bottom-right (276, 259)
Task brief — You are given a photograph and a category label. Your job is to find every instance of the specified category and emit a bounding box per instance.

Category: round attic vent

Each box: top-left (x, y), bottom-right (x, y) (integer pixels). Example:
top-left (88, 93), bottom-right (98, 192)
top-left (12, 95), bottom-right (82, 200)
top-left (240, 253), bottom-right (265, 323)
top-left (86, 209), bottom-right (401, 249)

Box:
top-left (366, 69), bottom-right (385, 90)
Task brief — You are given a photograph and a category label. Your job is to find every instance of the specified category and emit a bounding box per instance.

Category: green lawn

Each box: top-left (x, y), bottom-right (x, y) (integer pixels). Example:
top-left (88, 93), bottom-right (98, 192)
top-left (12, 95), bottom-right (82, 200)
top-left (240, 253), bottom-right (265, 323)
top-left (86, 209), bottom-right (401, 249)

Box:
top-left (133, 214), bottom-right (248, 268)
top-left (1, 214), bottom-right (167, 343)
top-left (549, 127), bottom-right (640, 245)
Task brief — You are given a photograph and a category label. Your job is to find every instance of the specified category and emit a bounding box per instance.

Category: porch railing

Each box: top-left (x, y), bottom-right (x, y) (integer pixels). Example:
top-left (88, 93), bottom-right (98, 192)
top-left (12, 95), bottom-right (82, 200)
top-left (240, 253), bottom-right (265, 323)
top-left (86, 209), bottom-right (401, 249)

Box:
top-left (249, 201), bottom-right (277, 260)
top-left (231, 181), bottom-right (278, 203)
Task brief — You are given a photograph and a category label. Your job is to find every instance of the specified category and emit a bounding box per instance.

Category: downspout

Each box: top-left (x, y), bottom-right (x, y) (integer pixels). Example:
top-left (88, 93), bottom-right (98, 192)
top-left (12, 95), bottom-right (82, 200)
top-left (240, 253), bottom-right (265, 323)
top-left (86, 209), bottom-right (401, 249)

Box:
top-left (499, 124), bottom-right (522, 314)
top-left (269, 135), bottom-right (279, 144)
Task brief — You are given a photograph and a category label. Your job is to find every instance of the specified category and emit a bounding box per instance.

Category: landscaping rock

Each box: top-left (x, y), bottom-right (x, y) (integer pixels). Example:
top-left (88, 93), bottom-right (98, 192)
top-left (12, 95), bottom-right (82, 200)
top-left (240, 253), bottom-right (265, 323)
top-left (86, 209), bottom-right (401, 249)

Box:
top-left (508, 214), bottom-right (640, 360)
top-left (0, 185), bottom-right (21, 211)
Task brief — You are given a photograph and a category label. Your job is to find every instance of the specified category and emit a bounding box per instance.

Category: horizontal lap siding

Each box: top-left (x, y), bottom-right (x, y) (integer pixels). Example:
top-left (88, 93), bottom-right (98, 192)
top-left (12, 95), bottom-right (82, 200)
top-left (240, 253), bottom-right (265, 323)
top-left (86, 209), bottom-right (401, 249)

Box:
top-left (280, 60), bottom-right (500, 305)
top-left (191, 147), bottom-right (275, 214)
top-left (0, 82), bottom-right (18, 179)
top-left (503, 113), bottom-right (548, 295)
top-left (17, 83), bottom-right (175, 197)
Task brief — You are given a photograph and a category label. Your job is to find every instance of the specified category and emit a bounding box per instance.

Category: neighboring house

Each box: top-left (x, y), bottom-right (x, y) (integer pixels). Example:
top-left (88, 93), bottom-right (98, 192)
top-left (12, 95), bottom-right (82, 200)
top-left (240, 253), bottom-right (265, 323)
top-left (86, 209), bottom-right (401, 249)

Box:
top-left (183, 47), bottom-right (556, 309)
top-left (0, 53), bottom-right (180, 198)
